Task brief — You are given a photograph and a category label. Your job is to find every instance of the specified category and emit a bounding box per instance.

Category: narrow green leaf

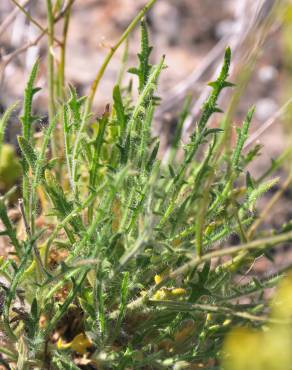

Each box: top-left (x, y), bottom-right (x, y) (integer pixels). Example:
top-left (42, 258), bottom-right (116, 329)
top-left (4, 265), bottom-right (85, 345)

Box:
top-left (18, 136), bottom-right (38, 172)
top-left (20, 59), bottom-right (40, 140)
top-left (113, 85), bottom-right (127, 133)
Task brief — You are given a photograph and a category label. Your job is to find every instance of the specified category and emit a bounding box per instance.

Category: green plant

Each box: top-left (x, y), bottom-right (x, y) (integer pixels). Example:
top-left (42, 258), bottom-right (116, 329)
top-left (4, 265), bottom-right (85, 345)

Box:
top-left (0, 3), bottom-right (292, 370)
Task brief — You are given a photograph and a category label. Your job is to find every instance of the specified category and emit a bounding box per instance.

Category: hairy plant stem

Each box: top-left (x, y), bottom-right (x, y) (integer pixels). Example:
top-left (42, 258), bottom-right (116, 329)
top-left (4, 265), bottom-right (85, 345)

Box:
top-left (178, 230), bottom-right (292, 278)
top-left (57, 1), bottom-right (73, 180)
top-left (58, 1), bottom-right (72, 100)
top-left (148, 300), bottom-right (283, 324)
top-left (46, 0), bottom-right (57, 158)
top-left (248, 172), bottom-right (292, 239)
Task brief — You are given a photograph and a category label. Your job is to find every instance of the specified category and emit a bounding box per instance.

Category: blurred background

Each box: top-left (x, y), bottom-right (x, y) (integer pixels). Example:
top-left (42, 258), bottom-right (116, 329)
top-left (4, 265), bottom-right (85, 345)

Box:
top-left (0, 0), bottom-right (291, 244)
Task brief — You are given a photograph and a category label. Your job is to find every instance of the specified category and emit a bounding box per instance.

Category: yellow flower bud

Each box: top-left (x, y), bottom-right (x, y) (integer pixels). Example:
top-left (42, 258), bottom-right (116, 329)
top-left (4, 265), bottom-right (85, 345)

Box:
top-left (154, 274), bottom-right (162, 285)
top-left (57, 333), bottom-right (92, 355)
top-left (70, 333), bottom-right (92, 354)
top-left (170, 288), bottom-right (186, 297)
top-left (152, 288), bottom-right (169, 301)
top-left (206, 313), bottom-right (212, 322)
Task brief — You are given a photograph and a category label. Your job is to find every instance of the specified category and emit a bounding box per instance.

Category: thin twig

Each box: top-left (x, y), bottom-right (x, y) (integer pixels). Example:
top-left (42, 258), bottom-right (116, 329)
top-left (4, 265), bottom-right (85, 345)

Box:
top-left (18, 198), bottom-right (31, 238)
top-left (148, 300), bottom-right (282, 324)
top-left (169, 230), bottom-right (292, 280)
top-left (0, 0), bottom-right (75, 84)
top-left (248, 172), bottom-right (292, 238)
top-left (86, 0), bottom-right (159, 113)
top-left (10, 0), bottom-right (62, 45)
top-left (46, 0), bottom-right (56, 157)
top-left (0, 0), bottom-right (31, 38)
top-left (1, 32), bottom-right (43, 70)
top-left (109, 230), bottom-right (292, 319)
top-left (58, 0), bottom-right (73, 99)
top-left (244, 98), bottom-right (292, 149)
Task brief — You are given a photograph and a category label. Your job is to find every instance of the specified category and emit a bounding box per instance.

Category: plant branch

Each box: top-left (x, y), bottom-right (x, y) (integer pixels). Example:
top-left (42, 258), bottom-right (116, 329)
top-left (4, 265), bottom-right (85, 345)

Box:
top-left (110, 230), bottom-right (292, 319)
top-left (148, 300), bottom-right (280, 324)
top-left (10, 0), bottom-right (62, 45)
top-left (46, 0), bottom-right (56, 157)
top-left (0, 0), bottom-right (31, 38)
top-left (169, 230), bottom-right (292, 281)
top-left (0, 0), bottom-right (75, 84)
top-left (248, 172), bottom-right (292, 239)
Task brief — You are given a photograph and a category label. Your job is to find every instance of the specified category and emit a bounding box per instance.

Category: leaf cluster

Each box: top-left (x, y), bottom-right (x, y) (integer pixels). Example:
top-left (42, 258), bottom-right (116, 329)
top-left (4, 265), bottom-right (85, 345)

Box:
top-left (0, 20), bottom-right (290, 370)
